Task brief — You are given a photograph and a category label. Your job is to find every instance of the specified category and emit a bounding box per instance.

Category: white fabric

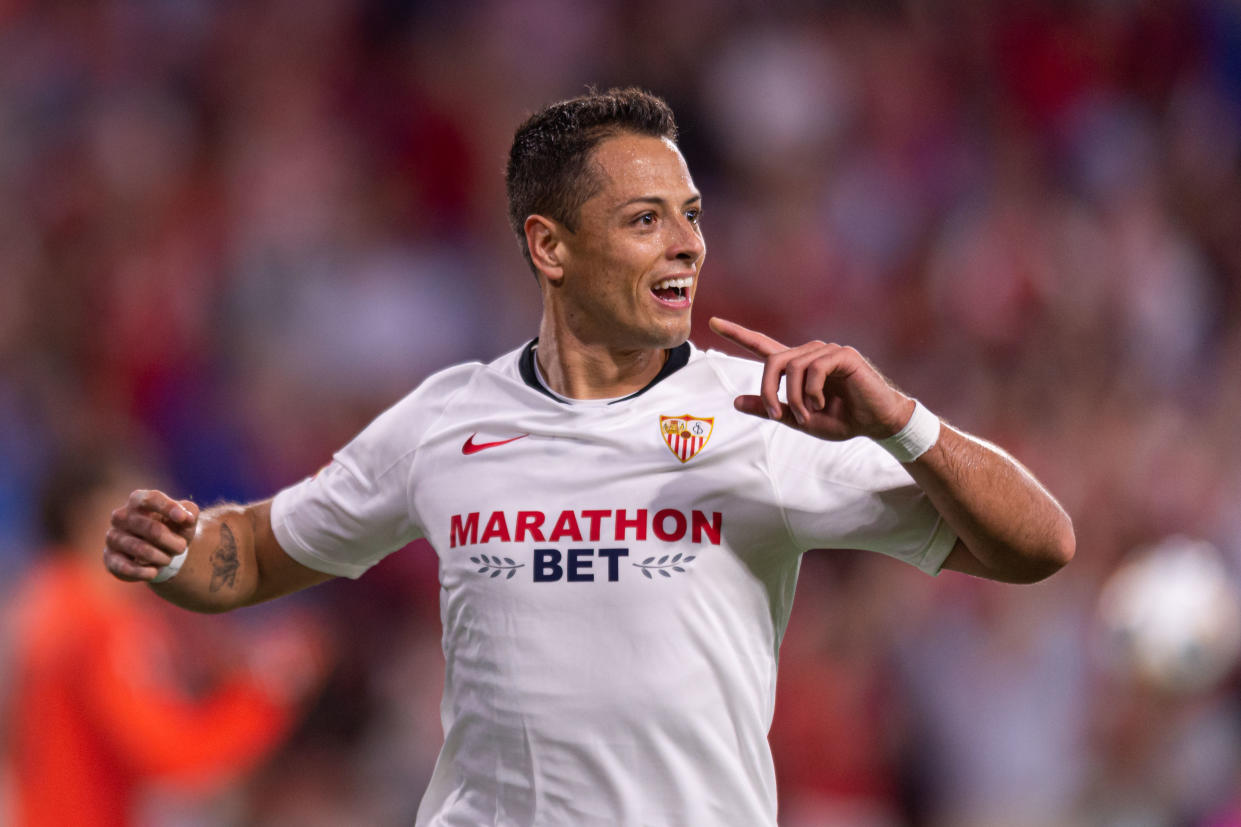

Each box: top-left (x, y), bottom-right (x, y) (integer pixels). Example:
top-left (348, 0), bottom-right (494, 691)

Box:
top-left (878, 399), bottom-right (941, 463)
top-left (150, 548), bottom-right (188, 583)
top-left (271, 342), bottom-right (956, 827)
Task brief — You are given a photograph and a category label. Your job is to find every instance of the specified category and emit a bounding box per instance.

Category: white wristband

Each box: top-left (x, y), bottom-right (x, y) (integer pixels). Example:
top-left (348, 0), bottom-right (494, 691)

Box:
top-left (877, 400), bottom-right (940, 463)
top-left (151, 548), bottom-right (189, 583)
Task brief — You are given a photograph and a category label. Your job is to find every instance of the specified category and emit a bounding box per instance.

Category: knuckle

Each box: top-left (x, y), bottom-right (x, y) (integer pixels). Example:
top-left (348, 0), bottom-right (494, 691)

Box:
top-left (129, 512), bottom-right (156, 537)
top-left (791, 353), bottom-right (817, 369)
top-left (120, 534), bottom-right (144, 558)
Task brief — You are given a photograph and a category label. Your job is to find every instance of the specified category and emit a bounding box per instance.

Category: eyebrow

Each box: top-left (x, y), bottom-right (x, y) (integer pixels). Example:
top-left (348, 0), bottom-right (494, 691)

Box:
top-left (616, 194), bottom-right (702, 211)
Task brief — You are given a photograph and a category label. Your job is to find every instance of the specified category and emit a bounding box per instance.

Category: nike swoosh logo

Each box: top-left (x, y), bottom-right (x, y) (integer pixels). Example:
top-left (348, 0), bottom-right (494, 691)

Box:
top-left (462, 433), bottom-right (528, 455)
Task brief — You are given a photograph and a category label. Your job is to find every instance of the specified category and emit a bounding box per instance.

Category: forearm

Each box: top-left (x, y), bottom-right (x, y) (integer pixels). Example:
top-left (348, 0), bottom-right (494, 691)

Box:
top-left (902, 422), bottom-right (1075, 583)
top-left (150, 503), bottom-right (264, 613)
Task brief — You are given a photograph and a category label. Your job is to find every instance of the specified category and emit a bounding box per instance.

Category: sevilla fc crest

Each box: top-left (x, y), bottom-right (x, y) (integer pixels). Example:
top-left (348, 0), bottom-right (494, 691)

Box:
top-left (660, 415), bottom-right (714, 463)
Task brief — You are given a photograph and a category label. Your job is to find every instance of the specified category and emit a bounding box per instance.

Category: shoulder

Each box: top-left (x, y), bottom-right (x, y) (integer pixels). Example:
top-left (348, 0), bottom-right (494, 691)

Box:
top-left (408, 359), bottom-right (487, 403)
top-left (387, 342), bottom-right (527, 418)
top-left (686, 343), bottom-right (763, 392)
top-left (336, 349), bottom-right (519, 467)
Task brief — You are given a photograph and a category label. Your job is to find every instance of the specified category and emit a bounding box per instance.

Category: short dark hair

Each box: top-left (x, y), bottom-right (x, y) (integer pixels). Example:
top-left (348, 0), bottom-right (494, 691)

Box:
top-left (505, 87), bottom-right (678, 274)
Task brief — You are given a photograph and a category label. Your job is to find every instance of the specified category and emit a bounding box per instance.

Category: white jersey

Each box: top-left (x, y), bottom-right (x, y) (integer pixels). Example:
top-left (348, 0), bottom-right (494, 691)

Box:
top-left (271, 340), bottom-right (956, 826)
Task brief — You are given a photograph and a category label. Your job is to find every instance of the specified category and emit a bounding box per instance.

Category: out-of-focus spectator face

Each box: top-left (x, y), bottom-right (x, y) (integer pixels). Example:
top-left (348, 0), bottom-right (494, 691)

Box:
top-left (39, 456), bottom-right (150, 560)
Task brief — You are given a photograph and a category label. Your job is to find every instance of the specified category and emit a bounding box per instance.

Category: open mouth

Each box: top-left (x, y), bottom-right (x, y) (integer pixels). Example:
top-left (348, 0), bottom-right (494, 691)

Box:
top-left (651, 276), bottom-right (693, 306)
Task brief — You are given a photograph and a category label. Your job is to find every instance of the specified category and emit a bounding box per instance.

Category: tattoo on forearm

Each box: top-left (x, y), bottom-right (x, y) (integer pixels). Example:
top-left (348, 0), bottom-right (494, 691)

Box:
top-left (209, 524), bottom-right (240, 592)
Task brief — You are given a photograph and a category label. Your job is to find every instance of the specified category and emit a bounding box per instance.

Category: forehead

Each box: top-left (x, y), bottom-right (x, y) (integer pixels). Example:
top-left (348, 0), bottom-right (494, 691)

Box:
top-left (588, 134), bottom-right (697, 203)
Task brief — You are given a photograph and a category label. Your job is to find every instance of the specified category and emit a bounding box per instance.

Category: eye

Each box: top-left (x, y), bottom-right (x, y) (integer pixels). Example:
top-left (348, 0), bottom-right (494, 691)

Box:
top-left (686, 208), bottom-right (702, 225)
top-left (635, 212), bottom-right (657, 226)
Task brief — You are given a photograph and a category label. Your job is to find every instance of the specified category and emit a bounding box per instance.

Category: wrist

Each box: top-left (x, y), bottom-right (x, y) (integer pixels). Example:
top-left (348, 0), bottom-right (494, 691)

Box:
top-left (151, 547), bottom-right (189, 583)
top-left (876, 399), bottom-right (940, 463)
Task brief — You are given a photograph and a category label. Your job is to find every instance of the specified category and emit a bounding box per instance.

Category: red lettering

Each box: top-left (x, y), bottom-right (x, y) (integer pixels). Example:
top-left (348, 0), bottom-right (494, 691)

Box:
top-left (653, 509), bottom-right (687, 542)
top-left (450, 512), bottom-right (479, 548)
top-left (580, 509), bottom-right (611, 542)
top-left (691, 511), bottom-right (722, 545)
top-left (549, 510), bottom-right (583, 542)
top-left (480, 511), bottom-right (511, 543)
top-left (615, 509), bottom-right (647, 541)
top-left (515, 511), bottom-right (546, 542)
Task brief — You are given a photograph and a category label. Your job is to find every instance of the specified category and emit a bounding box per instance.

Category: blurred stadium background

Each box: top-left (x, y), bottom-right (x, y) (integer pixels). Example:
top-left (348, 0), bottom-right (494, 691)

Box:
top-left (3, 0), bottom-right (1241, 825)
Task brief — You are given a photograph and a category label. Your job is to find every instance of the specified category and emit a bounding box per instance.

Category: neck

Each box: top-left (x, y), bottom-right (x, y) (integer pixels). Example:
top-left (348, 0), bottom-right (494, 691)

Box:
top-left (535, 318), bottom-right (668, 400)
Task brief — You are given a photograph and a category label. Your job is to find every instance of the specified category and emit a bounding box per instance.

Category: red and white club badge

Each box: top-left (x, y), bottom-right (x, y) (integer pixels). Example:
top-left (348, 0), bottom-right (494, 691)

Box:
top-left (659, 415), bottom-right (714, 463)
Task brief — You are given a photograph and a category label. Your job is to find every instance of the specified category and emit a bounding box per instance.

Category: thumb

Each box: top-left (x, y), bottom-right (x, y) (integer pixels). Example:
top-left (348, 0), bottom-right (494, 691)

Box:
top-left (734, 395), bottom-right (793, 425)
top-left (174, 500), bottom-right (200, 544)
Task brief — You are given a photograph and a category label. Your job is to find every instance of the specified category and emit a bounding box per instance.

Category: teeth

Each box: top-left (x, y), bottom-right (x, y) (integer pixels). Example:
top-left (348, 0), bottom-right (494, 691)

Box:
top-left (653, 277), bottom-right (693, 291)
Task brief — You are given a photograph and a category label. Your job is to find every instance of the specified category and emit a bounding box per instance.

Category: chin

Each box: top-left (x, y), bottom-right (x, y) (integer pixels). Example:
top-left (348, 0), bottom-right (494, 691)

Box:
top-left (647, 319), bottom-right (692, 349)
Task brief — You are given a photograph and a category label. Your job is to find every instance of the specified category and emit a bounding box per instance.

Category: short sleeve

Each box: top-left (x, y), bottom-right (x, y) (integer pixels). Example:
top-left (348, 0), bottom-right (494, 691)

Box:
top-left (271, 363), bottom-right (478, 579)
top-left (766, 428), bottom-right (956, 575)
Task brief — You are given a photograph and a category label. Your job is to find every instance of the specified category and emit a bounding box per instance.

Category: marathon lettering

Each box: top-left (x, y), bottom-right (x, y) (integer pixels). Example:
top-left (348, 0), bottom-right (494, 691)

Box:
top-left (449, 508), bottom-right (722, 549)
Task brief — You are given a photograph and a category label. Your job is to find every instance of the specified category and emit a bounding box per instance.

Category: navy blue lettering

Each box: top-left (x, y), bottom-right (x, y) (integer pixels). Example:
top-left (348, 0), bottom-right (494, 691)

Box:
top-left (534, 549), bottom-right (563, 581)
top-left (597, 548), bottom-right (629, 581)
top-left (567, 549), bottom-right (593, 582)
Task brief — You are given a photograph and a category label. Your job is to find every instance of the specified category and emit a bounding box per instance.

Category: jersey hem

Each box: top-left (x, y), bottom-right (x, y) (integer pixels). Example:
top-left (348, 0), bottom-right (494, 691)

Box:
top-left (270, 492), bottom-right (372, 579)
top-left (916, 516), bottom-right (958, 576)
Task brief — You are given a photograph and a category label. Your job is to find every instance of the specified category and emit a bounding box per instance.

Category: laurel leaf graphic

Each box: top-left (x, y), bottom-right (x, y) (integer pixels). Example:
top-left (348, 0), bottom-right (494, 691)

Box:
top-left (470, 557), bottom-right (480, 564)
top-left (658, 555), bottom-right (669, 564)
top-left (673, 566), bottom-right (685, 573)
top-left (643, 556), bottom-right (655, 565)
top-left (477, 567), bottom-right (489, 574)
top-left (671, 553), bottom-right (682, 563)
top-left (490, 569), bottom-right (502, 578)
top-left (642, 568), bottom-right (652, 579)
top-left (659, 569), bottom-right (672, 578)
top-left (684, 556), bottom-right (696, 562)
top-left (507, 569), bottom-right (516, 579)
top-left (504, 557), bottom-right (516, 565)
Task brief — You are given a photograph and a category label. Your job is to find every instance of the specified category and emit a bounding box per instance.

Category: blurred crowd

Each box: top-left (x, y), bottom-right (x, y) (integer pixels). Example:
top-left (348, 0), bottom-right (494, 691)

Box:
top-left (2, 0), bottom-right (1241, 824)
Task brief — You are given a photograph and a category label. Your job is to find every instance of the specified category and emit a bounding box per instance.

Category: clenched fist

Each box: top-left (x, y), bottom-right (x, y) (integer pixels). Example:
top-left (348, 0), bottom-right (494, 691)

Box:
top-left (104, 489), bottom-right (200, 582)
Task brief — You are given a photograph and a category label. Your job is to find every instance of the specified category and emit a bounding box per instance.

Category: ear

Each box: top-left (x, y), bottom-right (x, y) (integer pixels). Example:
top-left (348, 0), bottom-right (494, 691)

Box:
top-left (524, 215), bottom-right (567, 285)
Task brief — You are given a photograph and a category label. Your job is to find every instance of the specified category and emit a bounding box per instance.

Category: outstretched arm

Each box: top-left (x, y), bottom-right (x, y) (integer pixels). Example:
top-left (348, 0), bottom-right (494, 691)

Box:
top-left (709, 317), bottom-right (1074, 584)
top-left (104, 490), bottom-right (333, 613)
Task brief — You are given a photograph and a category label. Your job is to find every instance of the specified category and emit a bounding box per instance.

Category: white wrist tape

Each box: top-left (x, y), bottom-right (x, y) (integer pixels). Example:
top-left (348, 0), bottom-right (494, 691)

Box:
top-left (877, 400), bottom-right (940, 463)
top-left (151, 548), bottom-right (189, 583)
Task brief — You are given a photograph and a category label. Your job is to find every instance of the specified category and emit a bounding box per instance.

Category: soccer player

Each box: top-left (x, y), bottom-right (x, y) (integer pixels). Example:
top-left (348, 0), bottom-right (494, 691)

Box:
top-left (103, 88), bottom-right (1074, 826)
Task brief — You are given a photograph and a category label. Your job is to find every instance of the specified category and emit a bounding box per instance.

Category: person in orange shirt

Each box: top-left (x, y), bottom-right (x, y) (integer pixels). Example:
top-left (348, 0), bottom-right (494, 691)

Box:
top-left (4, 453), bottom-right (328, 827)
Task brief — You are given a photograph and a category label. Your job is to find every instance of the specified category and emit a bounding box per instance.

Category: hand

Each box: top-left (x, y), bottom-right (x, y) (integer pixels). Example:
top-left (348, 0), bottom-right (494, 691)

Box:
top-left (709, 316), bottom-right (915, 441)
top-left (104, 489), bottom-right (200, 581)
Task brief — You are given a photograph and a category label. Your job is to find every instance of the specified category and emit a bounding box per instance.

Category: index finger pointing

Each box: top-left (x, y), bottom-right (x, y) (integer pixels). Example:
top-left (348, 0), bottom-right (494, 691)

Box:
top-left (708, 317), bottom-right (788, 358)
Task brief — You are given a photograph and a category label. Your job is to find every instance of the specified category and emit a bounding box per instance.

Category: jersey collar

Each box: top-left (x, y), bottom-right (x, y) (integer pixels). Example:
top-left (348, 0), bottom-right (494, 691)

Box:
top-left (518, 339), bottom-right (691, 405)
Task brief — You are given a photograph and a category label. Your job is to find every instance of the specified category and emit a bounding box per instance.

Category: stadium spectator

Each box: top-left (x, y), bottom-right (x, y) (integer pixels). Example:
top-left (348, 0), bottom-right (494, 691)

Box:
top-left (4, 451), bottom-right (327, 826)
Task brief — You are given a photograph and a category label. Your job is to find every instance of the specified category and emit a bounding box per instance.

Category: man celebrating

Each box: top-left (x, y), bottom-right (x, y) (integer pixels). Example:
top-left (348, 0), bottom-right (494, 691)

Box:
top-left (104, 88), bottom-right (1073, 825)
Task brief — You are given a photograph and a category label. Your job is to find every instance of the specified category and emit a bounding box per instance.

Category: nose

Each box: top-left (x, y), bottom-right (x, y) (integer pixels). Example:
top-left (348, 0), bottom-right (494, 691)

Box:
top-left (668, 215), bottom-right (705, 264)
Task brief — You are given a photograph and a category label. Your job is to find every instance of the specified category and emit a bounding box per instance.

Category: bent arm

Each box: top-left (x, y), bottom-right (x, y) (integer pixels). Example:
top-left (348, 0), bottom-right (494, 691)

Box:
top-left (154, 500), bottom-right (332, 613)
top-left (106, 491), bottom-right (332, 614)
top-left (709, 317), bottom-right (1075, 585)
top-left (902, 421), bottom-right (1075, 584)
